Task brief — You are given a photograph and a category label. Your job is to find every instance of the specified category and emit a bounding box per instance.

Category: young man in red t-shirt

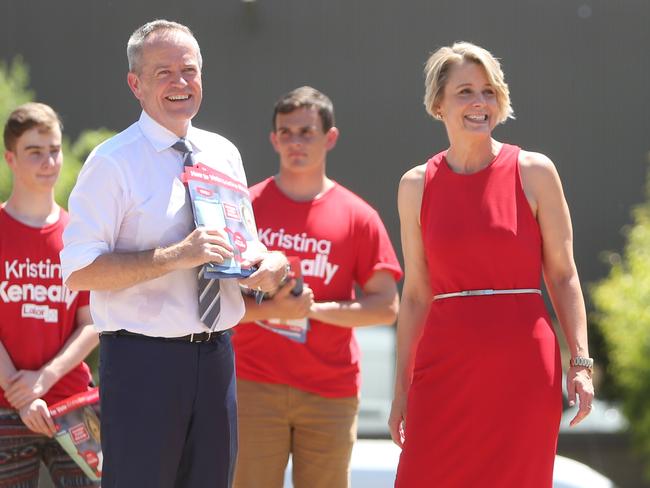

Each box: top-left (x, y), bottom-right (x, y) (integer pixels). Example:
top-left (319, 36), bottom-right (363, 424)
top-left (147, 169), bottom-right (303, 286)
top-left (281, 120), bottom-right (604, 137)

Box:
top-left (0, 103), bottom-right (99, 487)
top-left (232, 87), bottom-right (403, 488)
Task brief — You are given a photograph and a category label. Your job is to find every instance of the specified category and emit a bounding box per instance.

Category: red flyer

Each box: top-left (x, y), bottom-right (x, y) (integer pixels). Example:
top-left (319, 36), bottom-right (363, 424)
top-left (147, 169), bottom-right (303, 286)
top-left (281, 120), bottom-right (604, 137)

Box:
top-left (48, 388), bottom-right (102, 481)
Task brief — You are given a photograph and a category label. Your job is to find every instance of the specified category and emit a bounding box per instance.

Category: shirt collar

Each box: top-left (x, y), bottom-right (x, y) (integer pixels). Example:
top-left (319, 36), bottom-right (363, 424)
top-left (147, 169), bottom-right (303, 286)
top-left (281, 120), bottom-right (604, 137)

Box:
top-left (137, 111), bottom-right (203, 153)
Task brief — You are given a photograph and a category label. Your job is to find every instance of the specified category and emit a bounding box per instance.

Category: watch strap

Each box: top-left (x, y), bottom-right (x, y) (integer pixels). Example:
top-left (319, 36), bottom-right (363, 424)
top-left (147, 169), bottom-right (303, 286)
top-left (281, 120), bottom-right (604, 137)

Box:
top-left (569, 356), bottom-right (594, 370)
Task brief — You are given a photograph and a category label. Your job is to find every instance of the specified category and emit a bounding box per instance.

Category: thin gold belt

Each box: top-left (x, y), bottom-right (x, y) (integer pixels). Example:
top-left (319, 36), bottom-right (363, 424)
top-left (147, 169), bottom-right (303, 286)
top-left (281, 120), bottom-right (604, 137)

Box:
top-left (433, 288), bottom-right (542, 301)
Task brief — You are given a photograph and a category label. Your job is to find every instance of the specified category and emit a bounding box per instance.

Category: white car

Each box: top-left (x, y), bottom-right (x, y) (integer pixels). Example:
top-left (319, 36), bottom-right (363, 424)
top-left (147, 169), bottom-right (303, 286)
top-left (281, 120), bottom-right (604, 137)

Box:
top-left (355, 327), bottom-right (627, 438)
top-left (342, 326), bottom-right (617, 488)
top-left (283, 439), bottom-right (615, 488)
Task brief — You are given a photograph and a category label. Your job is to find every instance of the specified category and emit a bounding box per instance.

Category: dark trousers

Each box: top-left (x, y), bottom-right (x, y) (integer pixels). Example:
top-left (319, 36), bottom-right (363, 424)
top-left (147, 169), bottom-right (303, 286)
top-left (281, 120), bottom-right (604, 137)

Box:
top-left (99, 332), bottom-right (237, 488)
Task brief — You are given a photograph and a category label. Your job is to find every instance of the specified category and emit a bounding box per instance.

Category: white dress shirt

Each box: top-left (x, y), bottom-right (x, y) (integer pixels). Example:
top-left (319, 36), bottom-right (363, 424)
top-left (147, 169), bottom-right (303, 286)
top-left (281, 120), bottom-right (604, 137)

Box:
top-left (61, 111), bottom-right (245, 335)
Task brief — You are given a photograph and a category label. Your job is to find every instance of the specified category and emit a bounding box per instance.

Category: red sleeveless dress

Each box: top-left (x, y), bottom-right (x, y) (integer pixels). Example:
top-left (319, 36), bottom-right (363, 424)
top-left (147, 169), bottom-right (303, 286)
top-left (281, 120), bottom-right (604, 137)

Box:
top-left (395, 144), bottom-right (562, 488)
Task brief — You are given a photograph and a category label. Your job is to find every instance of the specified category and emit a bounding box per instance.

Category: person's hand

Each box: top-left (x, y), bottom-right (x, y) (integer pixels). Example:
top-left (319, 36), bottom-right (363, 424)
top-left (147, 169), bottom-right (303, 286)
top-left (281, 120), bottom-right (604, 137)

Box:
top-left (19, 399), bottom-right (57, 437)
top-left (173, 227), bottom-right (234, 269)
top-left (264, 281), bottom-right (314, 320)
top-left (6, 369), bottom-right (56, 410)
top-left (567, 367), bottom-right (595, 427)
top-left (239, 251), bottom-right (288, 293)
top-left (388, 391), bottom-right (408, 448)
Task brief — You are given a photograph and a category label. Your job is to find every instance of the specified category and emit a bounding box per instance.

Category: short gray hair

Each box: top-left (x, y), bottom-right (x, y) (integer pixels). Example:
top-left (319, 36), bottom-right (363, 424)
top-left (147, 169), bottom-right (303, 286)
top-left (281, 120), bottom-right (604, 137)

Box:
top-left (127, 19), bottom-right (202, 74)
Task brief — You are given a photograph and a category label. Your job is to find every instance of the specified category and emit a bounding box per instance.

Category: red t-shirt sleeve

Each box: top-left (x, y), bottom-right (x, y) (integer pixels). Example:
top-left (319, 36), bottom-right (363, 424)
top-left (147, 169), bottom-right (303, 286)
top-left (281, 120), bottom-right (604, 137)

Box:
top-left (353, 210), bottom-right (403, 287)
top-left (77, 290), bottom-right (90, 308)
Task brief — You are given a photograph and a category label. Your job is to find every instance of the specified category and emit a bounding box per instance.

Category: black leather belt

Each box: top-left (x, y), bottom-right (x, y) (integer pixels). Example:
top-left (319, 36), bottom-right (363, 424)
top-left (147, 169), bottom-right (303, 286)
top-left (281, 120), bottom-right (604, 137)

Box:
top-left (100, 329), bottom-right (229, 343)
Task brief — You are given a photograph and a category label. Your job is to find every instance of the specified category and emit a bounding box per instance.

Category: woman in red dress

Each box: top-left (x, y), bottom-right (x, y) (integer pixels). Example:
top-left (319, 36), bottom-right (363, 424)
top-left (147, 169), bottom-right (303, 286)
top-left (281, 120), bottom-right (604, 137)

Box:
top-left (389, 42), bottom-right (595, 487)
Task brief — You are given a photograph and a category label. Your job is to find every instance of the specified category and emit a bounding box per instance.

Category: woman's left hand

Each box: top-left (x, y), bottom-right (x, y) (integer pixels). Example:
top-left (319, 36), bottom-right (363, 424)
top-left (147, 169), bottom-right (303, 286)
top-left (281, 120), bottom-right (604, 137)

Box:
top-left (567, 367), bottom-right (595, 427)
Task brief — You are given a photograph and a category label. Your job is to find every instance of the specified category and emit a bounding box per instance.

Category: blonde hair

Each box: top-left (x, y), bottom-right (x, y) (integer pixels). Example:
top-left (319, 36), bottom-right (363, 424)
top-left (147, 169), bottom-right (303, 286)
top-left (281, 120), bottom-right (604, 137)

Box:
top-left (423, 42), bottom-right (514, 124)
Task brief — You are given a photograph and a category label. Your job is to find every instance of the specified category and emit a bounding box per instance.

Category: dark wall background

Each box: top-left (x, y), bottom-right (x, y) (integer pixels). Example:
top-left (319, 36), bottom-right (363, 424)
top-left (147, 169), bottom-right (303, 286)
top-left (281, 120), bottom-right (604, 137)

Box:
top-left (2, 0), bottom-right (649, 293)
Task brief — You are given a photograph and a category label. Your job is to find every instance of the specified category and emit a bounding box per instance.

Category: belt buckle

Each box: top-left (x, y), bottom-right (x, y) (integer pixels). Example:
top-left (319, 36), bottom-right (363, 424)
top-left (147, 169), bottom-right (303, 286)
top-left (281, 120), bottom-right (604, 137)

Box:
top-left (464, 289), bottom-right (494, 296)
top-left (190, 332), bottom-right (212, 343)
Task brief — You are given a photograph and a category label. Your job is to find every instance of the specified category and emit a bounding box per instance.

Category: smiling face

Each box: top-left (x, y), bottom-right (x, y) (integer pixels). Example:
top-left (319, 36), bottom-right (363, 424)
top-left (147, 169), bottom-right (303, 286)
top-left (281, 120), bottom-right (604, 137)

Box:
top-left (435, 60), bottom-right (499, 138)
top-left (127, 29), bottom-right (202, 136)
top-left (5, 126), bottom-right (63, 194)
top-left (270, 106), bottom-right (339, 176)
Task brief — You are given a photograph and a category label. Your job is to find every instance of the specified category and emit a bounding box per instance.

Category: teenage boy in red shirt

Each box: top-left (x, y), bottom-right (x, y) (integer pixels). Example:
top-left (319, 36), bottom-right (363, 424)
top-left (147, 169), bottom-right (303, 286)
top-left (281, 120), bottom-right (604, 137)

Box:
top-left (233, 87), bottom-right (403, 488)
top-left (0, 103), bottom-right (99, 487)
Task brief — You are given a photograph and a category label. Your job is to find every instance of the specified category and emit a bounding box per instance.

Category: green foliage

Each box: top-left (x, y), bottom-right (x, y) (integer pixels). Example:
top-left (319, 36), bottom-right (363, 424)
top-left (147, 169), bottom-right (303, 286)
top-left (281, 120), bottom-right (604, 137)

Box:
top-left (71, 127), bottom-right (116, 163)
top-left (55, 128), bottom-right (115, 208)
top-left (0, 58), bottom-right (113, 384)
top-left (0, 57), bottom-right (115, 207)
top-left (0, 57), bottom-right (34, 201)
top-left (0, 56), bottom-right (33, 122)
top-left (592, 167), bottom-right (650, 479)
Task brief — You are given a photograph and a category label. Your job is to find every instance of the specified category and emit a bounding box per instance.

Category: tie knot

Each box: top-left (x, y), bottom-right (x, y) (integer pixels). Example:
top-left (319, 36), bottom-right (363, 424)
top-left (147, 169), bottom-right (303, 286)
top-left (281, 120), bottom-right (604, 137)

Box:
top-left (172, 138), bottom-right (192, 155)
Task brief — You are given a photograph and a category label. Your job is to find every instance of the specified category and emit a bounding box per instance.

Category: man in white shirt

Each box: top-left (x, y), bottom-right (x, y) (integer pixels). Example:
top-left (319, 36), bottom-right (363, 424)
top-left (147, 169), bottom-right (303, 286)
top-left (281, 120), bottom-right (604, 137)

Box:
top-left (60, 19), bottom-right (287, 488)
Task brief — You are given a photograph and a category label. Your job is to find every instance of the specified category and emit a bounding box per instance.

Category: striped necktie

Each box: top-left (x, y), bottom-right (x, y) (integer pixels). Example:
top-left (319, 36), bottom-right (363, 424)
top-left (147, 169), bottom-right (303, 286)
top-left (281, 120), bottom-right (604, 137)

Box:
top-left (172, 138), bottom-right (221, 330)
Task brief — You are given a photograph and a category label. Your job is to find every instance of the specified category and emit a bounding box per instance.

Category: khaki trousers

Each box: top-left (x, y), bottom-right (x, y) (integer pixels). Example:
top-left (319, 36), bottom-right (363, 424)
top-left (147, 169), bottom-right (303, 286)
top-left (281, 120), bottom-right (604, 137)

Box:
top-left (234, 379), bottom-right (359, 488)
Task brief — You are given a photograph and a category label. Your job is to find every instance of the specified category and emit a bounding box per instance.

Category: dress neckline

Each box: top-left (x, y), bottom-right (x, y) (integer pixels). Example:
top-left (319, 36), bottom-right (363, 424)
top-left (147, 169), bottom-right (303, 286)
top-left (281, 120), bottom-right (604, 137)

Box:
top-left (441, 143), bottom-right (508, 177)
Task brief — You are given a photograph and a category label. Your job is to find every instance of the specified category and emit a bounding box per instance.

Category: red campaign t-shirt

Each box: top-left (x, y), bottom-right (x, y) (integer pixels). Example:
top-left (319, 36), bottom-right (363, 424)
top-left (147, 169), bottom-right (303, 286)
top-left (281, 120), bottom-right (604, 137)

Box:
top-left (232, 178), bottom-right (403, 398)
top-left (0, 207), bottom-right (92, 408)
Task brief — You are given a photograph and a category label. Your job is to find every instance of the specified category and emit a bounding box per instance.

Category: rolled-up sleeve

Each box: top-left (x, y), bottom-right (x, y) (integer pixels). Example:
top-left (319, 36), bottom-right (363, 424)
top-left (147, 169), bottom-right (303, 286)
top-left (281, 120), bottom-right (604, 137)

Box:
top-left (61, 153), bottom-right (127, 283)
